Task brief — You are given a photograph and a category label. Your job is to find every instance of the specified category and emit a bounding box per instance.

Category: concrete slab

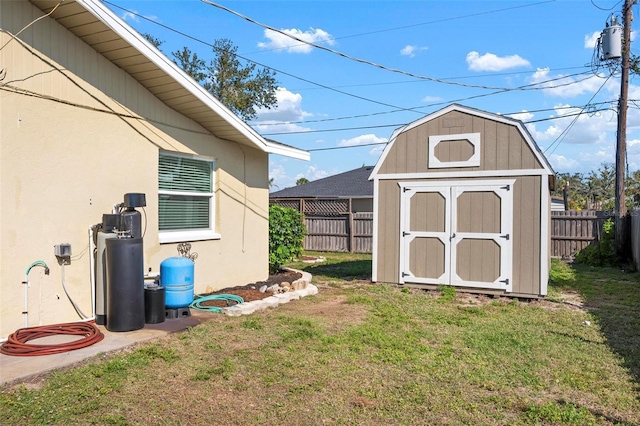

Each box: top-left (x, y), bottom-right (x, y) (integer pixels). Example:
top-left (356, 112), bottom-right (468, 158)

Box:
top-left (1, 269), bottom-right (316, 386)
top-left (0, 312), bottom-right (205, 386)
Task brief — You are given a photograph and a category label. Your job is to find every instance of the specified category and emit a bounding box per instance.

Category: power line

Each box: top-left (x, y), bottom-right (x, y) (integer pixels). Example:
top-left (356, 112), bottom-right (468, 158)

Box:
top-left (262, 102), bottom-right (620, 137)
top-left (257, 72), bottom-right (601, 128)
top-left (202, 0), bottom-right (584, 92)
top-left (244, 0), bottom-right (556, 55)
top-left (106, 1), bottom-right (601, 124)
top-left (544, 70), bottom-right (616, 155)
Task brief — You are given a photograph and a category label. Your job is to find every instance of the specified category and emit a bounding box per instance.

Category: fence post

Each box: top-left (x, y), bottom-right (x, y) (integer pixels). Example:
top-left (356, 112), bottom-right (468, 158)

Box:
top-left (349, 198), bottom-right (354, 253)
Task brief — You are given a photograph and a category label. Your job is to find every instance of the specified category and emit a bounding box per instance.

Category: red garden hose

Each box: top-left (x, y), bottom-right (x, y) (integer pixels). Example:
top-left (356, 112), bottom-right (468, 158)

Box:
top-left (0, 321), bottom-right (104, 356)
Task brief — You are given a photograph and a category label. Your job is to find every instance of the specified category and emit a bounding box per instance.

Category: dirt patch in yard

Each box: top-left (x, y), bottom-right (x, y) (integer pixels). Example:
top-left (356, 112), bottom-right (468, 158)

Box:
top-left (196, 270), bottom-right (303, 308)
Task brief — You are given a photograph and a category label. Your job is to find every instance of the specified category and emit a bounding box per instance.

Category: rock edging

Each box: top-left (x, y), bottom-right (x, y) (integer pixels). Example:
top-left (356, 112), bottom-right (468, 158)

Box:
top-left (222, 268), bottom-right (316, 316)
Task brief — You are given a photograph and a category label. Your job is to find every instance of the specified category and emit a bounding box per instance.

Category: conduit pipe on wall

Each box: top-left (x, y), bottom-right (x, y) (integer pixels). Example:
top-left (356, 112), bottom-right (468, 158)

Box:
top-left (22, 261), bottom-right (50, 328)
top-left (89, 224), bottom-right (101, 320)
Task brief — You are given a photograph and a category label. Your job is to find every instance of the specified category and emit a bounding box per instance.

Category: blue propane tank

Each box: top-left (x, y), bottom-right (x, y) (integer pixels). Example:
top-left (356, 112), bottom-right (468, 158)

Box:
top-left (160, 257), bottom-right (194, 308)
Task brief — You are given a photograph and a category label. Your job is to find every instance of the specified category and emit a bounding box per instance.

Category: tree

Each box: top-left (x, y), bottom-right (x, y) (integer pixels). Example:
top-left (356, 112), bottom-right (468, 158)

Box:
top-left (586, 163), bottom-right (616, 210)
top-left (172, 39), bottom-right (277, 121)
top-left (551, 163), bottom-right (639, 211)
top-left (296, 177), bottom-right (309, 186)
top-left (142, 33), bottom-right (163, 49)
top-left (269, 177), bottom-right (279, 190)
top-left (553, 172), bottom-right (589, 210)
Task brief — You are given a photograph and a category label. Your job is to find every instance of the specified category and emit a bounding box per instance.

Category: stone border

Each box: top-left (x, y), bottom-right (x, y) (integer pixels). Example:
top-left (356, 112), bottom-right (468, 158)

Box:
top-left (222, 268), bottom-right (316, 316)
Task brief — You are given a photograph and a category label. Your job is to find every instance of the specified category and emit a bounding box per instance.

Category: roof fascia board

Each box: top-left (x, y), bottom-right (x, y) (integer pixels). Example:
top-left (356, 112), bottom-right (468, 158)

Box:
top-left (369, 104), bottom-right (553, 180)
top-left (75, 0), bottom-right (308, 160)
top-left (264, 140), bottom-right (310, 161)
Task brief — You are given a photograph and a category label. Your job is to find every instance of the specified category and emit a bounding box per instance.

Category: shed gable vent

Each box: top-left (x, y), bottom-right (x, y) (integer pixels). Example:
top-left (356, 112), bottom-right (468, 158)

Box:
top-left (428, 133), bottom-right (480, 169)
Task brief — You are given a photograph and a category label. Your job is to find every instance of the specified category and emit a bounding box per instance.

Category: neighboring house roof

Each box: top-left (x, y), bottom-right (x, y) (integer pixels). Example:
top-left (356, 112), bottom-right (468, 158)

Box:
top-left (369, 103), bottom-right (554, 179)
top-left (27, 0), bottom-right (309, 161)
top-left (270, 166), bottom-right (374, 198)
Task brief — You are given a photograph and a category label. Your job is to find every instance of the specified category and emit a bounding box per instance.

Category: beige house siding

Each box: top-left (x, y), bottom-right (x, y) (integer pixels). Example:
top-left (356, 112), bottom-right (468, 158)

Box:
top-left (0, 1), bottom-right (269, 337)
top-left (378, 111), bottom-right (543, 174)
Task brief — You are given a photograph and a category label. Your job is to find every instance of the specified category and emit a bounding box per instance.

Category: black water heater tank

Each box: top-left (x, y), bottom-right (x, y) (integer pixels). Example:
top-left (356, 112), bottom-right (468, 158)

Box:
top-left (105, 236), bottom-right (145, 332)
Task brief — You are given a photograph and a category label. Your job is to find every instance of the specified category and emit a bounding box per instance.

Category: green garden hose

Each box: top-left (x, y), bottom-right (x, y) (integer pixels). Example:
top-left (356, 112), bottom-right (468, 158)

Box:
top-left (190, 294), bottom-right (244, 313)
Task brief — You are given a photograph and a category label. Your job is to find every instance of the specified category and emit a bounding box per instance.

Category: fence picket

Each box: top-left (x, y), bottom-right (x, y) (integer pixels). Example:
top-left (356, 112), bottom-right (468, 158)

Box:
top-left (271, 199), bottom-right (631, 258)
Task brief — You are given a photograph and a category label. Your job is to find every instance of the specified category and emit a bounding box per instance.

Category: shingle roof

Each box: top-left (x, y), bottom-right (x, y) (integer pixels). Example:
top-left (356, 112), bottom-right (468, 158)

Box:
top-left (270, 166), bottom-right (374, 198)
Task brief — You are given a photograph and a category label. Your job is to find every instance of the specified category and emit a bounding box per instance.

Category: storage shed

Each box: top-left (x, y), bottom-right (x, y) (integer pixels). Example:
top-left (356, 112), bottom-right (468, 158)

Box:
top-left (369, 104), bottom-right (555, 298)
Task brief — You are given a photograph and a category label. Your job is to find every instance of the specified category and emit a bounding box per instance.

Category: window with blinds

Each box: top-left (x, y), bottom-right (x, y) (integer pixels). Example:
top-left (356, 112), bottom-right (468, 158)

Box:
top-left (158, 153), bottom-right (217, 242)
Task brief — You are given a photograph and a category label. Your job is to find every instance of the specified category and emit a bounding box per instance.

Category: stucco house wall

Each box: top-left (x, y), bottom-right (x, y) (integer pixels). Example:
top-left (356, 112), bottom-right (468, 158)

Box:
top-left (0, 0), bottom-right (305, 338)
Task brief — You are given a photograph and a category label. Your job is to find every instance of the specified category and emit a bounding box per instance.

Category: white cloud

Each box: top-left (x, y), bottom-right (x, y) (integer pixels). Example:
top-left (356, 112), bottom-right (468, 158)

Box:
top-left (121, 11), bottom-right (139, 22)
top-left (508, 111), bottom-right (534, 121)
top-left (253, 121), bottom-right (310, 134)
top-left (584, 31), bottom-right (600, 49)
top-left (295, 165), bottom-right (330, 181)
top-left (120, 11), bottom-right (157, 22)
top-left (466, 51), bottom-right (530, 72)
top-left (528, 104), bottom-right (615, 146)
top-left (254, 87), bottom-right (313, 128)
top-left (400, 45), bottom-right (428, 58)
top-left (258, 28), bottom-right (335, 54)
top-left (338, 134), bottom-right (388, 147)
top-left (422, 95), bottom-right (442, 102)
top-left (548, 154), bottom-right (580, 171)
top-left (369, 145), bottom-right (386, 157)
top-left (527, 68), bottom-right (611, 98)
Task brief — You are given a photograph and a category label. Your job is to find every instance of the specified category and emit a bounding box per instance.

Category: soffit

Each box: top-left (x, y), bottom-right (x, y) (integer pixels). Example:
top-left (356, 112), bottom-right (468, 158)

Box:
top-left (28, 0), bottom-right (263, 149)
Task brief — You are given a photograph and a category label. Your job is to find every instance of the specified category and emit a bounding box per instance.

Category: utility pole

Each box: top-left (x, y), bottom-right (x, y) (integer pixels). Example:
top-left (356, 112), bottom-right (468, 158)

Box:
top-left (615, 0), bottom-right (633, 258)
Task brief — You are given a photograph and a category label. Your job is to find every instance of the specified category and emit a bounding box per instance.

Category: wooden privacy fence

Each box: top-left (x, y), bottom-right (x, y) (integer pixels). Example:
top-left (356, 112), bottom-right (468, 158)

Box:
top-left (632, 210), bottom-right (640, 270)
top-left (550, 210), bottom-right (614, 258)
top-left (270, 199), bottom-right (373, 253)
top-left (271, 199), bottom-right (621, 257)
top-left (304, 213), bottom-right (373, 253)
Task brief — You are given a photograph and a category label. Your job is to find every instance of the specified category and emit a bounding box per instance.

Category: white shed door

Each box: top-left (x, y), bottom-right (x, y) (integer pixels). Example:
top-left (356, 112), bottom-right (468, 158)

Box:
top-left (400, 180), bottom-right (513, 292)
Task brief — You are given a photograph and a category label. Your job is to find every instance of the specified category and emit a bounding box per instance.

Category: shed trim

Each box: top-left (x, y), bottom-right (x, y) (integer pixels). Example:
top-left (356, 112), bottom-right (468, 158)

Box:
top-left (398, 179), bottom-right (516, 291)
top-left (369, 104), bottom-right (553, 179)
top-left (540, 179), bottom-right (550, 296)
top-left (373, 169), bottom-right (553, 181)
top-left (371, 178), bottom-right (379, 282)
top-left (428, 132), bottom-right (481, 168)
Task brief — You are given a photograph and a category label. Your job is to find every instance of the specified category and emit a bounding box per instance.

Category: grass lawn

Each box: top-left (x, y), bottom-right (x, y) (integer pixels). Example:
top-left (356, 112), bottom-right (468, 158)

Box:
top-left (1, 253), bottom-right (639, 425)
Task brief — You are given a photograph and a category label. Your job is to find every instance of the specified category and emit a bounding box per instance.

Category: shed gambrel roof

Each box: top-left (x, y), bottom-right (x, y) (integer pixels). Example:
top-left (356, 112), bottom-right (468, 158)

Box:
top-left (369, 103), bottom-right (554, 179)
top-left (27, 0), bottom-right (309, 161)
top-left (270, 166), bottom-right (374, 198)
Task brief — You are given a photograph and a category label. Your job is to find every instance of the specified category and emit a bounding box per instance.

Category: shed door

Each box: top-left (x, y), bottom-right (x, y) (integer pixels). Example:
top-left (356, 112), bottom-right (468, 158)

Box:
top-left (400, 180), bottom-right (513, 292)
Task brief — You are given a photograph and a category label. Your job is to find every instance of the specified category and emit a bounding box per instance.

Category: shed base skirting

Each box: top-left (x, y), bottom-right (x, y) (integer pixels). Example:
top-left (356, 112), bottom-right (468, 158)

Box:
top-left (401, 283), bottom-right (543, 300)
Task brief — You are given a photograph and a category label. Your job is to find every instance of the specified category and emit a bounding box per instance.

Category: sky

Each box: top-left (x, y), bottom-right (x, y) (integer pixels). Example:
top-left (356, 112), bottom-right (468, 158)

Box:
top-left (104, 0), bottom-right (640, 190)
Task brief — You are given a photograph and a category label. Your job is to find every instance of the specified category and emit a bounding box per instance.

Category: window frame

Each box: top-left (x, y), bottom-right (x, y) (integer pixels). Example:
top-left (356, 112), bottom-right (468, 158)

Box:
top-left (158, 152), bottom-right (220, 244)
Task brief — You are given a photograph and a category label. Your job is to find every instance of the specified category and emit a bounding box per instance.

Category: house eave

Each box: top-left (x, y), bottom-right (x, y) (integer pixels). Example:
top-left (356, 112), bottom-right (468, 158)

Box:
top-left (28, 0), bottom-right (309, 161)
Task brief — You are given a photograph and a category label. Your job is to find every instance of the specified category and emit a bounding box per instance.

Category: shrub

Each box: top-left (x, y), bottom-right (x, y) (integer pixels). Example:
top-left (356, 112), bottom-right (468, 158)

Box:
top-left (574, 218), bottom-right (617, 266)
top-left (268, 204), bottom-right (306, 274)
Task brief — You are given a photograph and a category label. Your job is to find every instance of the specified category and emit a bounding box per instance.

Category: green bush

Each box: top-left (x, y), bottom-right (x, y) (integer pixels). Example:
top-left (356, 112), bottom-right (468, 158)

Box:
top-left (269, 204), bottom-right (306, 274)
top-left (574, 218), bottom-right (617, 266)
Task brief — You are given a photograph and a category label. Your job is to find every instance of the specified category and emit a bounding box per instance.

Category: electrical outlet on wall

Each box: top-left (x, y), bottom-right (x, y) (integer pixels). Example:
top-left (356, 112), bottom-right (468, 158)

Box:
top-left (54, 243), bottom-right (72, 265)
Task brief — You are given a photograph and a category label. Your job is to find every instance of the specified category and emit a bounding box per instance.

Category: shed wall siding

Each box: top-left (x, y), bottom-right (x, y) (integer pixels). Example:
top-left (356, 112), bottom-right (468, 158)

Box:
top-left (376, 180), bottom-right (401, 283)
top-left (375, 176), bottom-right (543, 295)
top-left (379, 111), bottom-right (543, 175)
